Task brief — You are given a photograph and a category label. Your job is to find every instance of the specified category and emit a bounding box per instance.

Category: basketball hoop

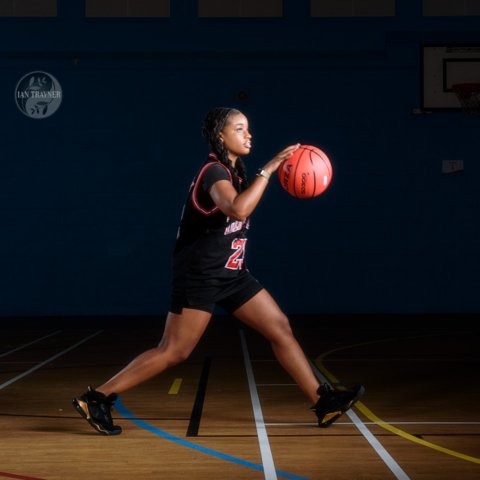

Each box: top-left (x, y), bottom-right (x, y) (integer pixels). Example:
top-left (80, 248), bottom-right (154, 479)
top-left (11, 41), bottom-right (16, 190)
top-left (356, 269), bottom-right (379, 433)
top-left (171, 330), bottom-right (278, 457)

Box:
top-left (452, 83), bottom-right (480, 115)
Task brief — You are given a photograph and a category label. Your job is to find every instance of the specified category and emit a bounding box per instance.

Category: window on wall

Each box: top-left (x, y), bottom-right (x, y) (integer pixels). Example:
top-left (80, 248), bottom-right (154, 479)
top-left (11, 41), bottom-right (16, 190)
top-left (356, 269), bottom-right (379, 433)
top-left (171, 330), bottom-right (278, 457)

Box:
top-left (423, 0), bottom-right (480, 16)
top-left (198, 0), bottom-right (283, 17)
top-left (85, 0), bottom-right (170, 17)
top-left (0, 0), bottom-right (56, 16)
top-left (311, 0), bottom-right (395, 17)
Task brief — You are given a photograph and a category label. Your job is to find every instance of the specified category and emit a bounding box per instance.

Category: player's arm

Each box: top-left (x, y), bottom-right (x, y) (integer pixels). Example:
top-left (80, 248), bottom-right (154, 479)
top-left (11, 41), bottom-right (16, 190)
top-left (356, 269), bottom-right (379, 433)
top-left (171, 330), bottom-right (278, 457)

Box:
top-left (209, 144), bottom-right (299, 221)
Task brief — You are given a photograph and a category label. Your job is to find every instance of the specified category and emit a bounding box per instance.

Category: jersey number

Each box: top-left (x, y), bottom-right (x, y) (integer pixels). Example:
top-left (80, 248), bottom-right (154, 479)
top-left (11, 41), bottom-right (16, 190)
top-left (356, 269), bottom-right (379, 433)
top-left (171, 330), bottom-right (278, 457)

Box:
top-left (225, 238), bottom-right (247, 270)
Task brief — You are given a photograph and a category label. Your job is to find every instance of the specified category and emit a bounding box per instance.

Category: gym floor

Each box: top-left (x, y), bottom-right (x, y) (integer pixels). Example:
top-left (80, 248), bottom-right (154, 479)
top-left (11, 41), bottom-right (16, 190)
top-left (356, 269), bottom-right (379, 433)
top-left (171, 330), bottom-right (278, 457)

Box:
top-left (0, 316), bottom-right (479, 479)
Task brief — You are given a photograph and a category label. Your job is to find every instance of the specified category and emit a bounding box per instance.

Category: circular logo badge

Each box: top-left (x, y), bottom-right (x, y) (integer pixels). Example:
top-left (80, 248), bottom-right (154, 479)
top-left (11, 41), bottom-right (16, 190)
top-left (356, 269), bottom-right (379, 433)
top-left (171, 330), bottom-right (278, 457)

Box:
top-left (15, 71), bottom-right (62, 119)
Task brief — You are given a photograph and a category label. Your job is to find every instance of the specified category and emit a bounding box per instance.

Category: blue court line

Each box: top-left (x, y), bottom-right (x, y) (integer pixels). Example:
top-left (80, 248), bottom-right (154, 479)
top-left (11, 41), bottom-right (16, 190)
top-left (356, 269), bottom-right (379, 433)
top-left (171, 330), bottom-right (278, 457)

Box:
top-left (115, 396), bottom-right (310, 480)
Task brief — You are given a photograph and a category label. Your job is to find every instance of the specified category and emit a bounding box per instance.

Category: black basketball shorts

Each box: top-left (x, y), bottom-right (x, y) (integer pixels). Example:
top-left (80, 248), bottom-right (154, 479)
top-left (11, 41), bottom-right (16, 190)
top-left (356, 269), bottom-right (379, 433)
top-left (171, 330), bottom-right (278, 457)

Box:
top-left (170, 271), bottom-right (263, 315)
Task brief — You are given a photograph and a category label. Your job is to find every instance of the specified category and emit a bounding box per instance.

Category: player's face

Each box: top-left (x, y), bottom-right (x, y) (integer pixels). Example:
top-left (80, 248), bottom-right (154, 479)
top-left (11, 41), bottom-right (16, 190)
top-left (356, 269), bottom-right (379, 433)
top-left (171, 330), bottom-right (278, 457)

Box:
top-left (219, 113), bottom-right (252, 162)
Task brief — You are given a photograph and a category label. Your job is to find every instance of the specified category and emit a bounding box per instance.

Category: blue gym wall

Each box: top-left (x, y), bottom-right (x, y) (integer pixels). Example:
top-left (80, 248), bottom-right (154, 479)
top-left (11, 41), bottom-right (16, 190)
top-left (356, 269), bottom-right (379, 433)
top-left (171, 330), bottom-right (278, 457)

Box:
top-left (0, 1), bottom-right (479, 316)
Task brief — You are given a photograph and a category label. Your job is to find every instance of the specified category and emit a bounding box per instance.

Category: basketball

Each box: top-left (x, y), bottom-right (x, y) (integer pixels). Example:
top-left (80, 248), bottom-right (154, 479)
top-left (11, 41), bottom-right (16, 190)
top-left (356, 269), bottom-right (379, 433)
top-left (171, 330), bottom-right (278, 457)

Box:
top-left (278, 145), bottom-right (333, 198)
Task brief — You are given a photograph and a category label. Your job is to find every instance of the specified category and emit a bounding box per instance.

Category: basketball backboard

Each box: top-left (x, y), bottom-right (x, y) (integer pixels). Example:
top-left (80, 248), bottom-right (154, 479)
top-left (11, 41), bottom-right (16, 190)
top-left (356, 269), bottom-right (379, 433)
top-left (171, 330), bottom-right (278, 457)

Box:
top-left (421, 44), bottom-right (480, 110)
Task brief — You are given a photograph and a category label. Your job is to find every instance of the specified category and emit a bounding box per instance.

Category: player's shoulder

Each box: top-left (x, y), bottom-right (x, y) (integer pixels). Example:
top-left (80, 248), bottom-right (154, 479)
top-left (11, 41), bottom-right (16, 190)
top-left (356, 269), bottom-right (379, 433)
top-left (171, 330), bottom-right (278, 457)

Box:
top-left (203, 154), bottom-right (229, 171)
top-left (204, 162), bottom-right (229, 173)
top-left (200, 156), bottom-right (231, 181)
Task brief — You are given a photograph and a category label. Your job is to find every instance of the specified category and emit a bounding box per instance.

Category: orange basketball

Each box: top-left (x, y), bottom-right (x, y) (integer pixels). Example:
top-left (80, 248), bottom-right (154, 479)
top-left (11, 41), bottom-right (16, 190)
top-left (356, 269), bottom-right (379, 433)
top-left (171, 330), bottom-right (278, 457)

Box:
top-left (277, 145), bottom-right (333, 198)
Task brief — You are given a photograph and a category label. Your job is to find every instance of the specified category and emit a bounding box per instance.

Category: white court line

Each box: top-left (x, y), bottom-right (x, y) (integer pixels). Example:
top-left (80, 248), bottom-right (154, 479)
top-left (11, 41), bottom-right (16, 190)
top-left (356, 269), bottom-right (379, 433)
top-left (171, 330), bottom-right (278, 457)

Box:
top-left (319, 358), bottom-right (479, 363)
top-left (256, 384), bottom-right (296, 387)
top-left (266, 421), bottom-right (480, 426)
top-left (0, 330), bottom-right (62, 358)
top-left (311, 363), bottom-right (411, 480)
top-left (240, 330), bottom-right (277, 480)
top-left (346, 408), bottom-right (411, 480)
top-left (0, 331), bottom-right (103, 391)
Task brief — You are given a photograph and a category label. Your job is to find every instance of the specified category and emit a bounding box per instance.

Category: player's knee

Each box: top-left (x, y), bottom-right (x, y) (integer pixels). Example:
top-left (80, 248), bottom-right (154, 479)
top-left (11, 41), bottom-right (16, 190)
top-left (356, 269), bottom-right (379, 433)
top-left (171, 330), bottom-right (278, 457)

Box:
top-left (269, 313), bottom-right (293, 343)
top-left (164, 347), bottom-right (192, 367)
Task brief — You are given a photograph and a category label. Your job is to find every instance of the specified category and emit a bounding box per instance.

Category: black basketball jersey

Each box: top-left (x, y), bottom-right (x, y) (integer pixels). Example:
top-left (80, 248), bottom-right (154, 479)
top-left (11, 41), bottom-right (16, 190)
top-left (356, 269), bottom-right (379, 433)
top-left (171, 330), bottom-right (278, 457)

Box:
top-left (173, 153), bottom-right (250, 285)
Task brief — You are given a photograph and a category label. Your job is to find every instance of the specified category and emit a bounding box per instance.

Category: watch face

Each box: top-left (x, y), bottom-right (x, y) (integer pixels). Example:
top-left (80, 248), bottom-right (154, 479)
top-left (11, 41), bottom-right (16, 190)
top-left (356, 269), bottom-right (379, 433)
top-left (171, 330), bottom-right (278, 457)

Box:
top-left (257, 169), bottom-right (270, 179)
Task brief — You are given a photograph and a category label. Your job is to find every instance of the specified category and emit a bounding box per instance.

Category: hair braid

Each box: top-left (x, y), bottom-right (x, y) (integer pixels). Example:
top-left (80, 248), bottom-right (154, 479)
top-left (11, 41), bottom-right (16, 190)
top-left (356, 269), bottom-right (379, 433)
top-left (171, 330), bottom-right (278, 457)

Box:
top-left (201, 107), bottom-right (248, 191)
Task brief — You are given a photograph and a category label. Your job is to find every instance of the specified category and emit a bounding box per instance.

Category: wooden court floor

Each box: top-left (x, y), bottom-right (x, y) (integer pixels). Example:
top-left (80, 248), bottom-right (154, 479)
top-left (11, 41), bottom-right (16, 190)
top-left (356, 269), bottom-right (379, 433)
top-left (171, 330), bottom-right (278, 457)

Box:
top-left (0, 316), bottom-right (479, 480)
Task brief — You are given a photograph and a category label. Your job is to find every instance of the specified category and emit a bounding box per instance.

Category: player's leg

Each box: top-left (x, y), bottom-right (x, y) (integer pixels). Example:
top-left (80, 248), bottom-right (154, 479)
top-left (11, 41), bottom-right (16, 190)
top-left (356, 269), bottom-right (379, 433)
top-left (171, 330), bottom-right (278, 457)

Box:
top-left (233, 289), bottom-right (364, 427)
top-left (97, 308), bottom-right (212, 395)
top-left (72, 308), bottom-right (212, 434)
top-left (232, 288), bottom-right (320, 404)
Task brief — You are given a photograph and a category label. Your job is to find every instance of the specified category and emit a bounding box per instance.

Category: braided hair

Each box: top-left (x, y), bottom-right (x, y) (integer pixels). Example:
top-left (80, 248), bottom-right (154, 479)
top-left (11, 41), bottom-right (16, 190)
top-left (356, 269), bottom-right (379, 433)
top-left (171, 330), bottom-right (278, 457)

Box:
top-left (201, 107), bottom-right (248, 191)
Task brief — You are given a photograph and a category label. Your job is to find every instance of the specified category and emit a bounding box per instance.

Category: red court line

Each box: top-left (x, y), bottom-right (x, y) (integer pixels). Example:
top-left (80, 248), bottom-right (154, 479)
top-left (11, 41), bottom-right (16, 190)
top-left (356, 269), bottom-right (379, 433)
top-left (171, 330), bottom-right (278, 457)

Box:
top-left (0, 471), bottom-right (46, 480)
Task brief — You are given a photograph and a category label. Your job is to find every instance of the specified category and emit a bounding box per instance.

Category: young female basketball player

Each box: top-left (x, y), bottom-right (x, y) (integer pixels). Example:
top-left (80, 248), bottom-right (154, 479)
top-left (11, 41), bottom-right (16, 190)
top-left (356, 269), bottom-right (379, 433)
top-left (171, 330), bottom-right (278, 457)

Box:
top-left (72, 107), bottom-right (364, 435)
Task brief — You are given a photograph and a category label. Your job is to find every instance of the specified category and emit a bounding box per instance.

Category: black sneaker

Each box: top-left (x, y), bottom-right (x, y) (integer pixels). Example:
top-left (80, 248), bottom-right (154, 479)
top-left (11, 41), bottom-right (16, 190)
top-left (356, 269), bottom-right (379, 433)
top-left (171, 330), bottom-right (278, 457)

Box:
top-left (72, 386), bottom-right (122, 435)
top-left (312, 383), bottom-right (365, 428)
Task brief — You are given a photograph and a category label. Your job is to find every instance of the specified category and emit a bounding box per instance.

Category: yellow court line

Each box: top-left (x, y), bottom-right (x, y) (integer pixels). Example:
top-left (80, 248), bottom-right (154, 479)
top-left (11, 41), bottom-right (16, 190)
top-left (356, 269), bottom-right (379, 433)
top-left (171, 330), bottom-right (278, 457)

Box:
top-left (315, 339), bottom-right (480, 465)
top-left (168, 378), bottom-right (183, 395)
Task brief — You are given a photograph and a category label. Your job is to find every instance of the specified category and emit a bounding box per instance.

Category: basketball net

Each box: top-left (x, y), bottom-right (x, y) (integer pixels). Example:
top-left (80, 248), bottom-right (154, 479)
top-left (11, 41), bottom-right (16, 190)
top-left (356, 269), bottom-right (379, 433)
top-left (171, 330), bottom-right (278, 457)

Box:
top-left (452, 83), bottom-right (480, 115)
